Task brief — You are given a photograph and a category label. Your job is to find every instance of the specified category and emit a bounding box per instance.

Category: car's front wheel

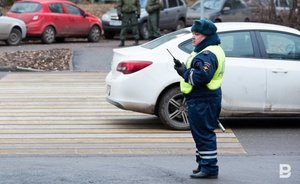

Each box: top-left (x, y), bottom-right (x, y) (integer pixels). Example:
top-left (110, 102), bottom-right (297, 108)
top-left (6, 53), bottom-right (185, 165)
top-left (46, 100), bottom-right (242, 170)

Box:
top-left (158, 86), bottom-right (190, 130)
top-left (88, 25), bottom-right (101, 42)
top-left (41, 26), bottom-right (55, 44)
top-left (6, 28), bottom-right (22, 46)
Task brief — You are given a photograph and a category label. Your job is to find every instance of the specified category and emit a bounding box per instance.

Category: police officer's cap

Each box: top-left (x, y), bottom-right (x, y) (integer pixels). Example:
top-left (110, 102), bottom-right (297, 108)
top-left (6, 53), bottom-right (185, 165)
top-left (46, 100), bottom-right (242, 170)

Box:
top-left (191, 19), bottom-right (217, 36)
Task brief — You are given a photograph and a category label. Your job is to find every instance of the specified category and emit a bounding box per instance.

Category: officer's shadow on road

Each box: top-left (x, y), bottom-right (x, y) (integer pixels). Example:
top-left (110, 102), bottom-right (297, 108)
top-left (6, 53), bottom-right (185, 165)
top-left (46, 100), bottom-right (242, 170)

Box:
top-left (222, 118), bottom-right (300, 129)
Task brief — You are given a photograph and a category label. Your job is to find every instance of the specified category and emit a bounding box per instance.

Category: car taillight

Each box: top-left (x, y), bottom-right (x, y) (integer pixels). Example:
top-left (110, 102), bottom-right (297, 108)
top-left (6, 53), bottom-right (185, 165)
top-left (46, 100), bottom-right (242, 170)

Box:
top-left (117, 61), bottom-right (152, 74)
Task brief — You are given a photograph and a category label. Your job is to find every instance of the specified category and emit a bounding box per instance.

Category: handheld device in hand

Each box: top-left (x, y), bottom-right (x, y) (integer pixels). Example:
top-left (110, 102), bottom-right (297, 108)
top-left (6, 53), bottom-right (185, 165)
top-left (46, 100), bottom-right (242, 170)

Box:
top-left (166, 49), bottom-right (182, 67)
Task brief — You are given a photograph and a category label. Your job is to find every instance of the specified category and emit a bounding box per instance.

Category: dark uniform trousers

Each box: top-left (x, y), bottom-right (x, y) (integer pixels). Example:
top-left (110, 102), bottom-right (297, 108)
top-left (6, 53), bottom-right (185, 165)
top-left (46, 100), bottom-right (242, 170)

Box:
top-left (120, 12), bottom-right (139, 41)
top-left (187, 94), bottom-right (221, 175)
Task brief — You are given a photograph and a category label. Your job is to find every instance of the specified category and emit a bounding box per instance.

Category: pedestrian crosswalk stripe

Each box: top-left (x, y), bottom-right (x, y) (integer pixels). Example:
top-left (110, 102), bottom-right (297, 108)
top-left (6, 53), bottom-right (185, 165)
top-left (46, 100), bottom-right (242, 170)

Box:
top-left (0, 72), bottom-right (246, 155)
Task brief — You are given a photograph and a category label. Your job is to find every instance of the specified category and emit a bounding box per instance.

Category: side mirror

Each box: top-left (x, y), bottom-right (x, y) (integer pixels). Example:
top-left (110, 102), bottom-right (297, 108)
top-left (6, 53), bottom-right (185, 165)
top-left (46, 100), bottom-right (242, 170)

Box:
top-left (82, 11), bottom-right (88, 17)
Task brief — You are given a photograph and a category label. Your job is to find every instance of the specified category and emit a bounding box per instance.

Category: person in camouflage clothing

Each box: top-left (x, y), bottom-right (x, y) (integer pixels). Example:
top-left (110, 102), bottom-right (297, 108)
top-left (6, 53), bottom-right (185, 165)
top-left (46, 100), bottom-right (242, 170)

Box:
top-left (146, 0), bottom-right (163, 40)
top-left (117, 0), bottom-right (141, 47)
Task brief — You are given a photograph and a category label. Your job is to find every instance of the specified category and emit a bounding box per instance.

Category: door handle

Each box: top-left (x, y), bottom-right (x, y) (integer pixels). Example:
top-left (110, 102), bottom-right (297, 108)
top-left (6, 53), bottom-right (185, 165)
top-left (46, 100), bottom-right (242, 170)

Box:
top-left (272, 69), bottom-right (288, 74)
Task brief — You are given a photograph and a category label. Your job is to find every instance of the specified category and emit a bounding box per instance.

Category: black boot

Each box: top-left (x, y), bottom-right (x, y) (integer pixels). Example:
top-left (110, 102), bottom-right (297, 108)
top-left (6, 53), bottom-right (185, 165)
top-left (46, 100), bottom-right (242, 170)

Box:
top-left (192, 167), bottom-right (200, 174)
top-left (119, 40), bottom-right (124, 47)
top-left (190, 171), bottom-right (218, 179)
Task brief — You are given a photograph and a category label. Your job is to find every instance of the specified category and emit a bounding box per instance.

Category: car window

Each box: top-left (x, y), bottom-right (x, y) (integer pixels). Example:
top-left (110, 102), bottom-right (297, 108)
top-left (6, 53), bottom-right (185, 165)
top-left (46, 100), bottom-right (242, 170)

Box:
top-left (49, 3), bottom-right (64, 14)
top-left (178, 0), bottom-right (184, 6)
top-left (168, 0), bottom-right (178, 8)
top-left (219, 31), bottom-right (254, 58)
top-left (260, 31), bottom-right (300, 60)
top-left (191, 1), bottom-right (200, 10)
top-left (277, 0), bottom-right (289, 7)
top-left (178, 31), bottom-right (255, 58)
top-left (142, 29), bottom-right (190, 49)
top-left (162, 0), bottom-right (167, 9)
top-left (232, 0), bottom-right (246, 9)
top-left (65, 4), bottom-right (82, 16)
top-left (178, 38), bottom-right (193, 53)
top-left (10, 2), bottom-right (42, 13)
top-left (204, 0), bottom-right (223, 10)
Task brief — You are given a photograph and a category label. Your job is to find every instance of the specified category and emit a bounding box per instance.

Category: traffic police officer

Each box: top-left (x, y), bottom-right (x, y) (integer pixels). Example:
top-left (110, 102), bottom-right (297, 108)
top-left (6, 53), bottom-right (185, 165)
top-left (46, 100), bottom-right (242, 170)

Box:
top-left (117, 0), bottom-right (141, 47)
top-left (174, 19), bottom-right (225, 179)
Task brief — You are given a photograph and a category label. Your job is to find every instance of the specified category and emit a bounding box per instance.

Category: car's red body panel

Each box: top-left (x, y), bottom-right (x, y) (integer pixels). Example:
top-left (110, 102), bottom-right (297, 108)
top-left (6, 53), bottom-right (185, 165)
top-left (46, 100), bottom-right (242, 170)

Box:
top-left (7, 0), bottom-right (103, 38)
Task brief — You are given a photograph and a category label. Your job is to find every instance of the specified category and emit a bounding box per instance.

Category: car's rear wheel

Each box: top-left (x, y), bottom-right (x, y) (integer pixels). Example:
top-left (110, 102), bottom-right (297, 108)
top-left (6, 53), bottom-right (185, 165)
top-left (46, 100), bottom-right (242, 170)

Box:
top-left (139, 21), bottom-right (149, 40)
top-left (88, 25), bottom-right (101, 42)
top-left (175, 20), bottom-right (185, 30)
top-left (158, 86), bottom-right (190, 130)
top-left (6, 28), bottom-right (22, 46)
top-left (42, 26), bottom-right (55, 44)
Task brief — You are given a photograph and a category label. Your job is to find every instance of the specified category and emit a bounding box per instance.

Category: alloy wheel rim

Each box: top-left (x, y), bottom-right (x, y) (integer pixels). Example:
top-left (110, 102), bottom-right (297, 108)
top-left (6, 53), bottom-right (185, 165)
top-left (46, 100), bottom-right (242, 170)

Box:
top-left (168, 94), bottom-right (189, 125)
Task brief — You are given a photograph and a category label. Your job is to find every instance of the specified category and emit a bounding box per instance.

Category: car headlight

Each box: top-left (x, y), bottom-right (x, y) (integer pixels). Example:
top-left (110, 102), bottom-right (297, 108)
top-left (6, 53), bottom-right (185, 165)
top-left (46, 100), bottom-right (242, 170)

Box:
top-left (101, 14), bottom-right (110, 22)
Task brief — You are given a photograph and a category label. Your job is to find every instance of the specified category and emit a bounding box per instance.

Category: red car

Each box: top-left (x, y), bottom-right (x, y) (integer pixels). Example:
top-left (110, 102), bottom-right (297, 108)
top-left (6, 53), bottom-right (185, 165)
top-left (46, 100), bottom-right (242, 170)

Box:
top-left (7, 0), bottom-right (103, 44)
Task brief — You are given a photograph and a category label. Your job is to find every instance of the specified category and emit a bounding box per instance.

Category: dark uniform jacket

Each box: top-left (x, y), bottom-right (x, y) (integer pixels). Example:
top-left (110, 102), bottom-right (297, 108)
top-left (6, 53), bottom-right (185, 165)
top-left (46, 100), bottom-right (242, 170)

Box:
top-left (182, 34), bottom-right (222, 99)
top-left (117, 0), bottom-right (141, 15)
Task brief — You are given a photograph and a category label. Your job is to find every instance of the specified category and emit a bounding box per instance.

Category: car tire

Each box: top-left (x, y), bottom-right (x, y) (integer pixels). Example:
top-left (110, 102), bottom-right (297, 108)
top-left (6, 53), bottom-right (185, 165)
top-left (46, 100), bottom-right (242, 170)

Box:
top-left (5, 28), bottom-right (22, 46)
top-left (139, 21), bottom-right (149, 40)
top-left (41, 26), bottom-right (56, 44)
top-left (158, 86), bottom-right (190, 130)
top-left (88, 25), bottom-right (101, 42)
top-left (175, 20), bottom-right (185, 30)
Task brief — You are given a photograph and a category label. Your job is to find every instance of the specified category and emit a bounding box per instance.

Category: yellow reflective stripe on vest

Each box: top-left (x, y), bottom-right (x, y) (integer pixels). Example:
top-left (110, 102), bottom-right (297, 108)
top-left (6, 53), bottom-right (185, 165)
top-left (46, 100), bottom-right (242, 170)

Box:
top-left (180, 45), bottom-right (225, 94)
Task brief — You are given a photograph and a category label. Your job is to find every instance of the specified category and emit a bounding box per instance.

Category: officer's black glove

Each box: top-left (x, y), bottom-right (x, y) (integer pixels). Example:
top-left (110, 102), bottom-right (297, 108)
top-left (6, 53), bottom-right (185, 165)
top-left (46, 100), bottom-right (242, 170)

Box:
top-left (174, 62), bottom-right (186, 77)
top-left (173, 58), bottom-right (182, 67)
top-left (137, 14), bottom-right (140, 19)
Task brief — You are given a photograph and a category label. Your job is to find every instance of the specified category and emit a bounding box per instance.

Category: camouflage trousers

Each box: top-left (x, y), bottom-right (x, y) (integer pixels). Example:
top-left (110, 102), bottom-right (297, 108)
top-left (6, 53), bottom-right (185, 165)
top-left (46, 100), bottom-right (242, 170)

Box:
top-left (120, 13), bottom-right (140, 41)
top-left (148, 11), bottom-right (160, 38)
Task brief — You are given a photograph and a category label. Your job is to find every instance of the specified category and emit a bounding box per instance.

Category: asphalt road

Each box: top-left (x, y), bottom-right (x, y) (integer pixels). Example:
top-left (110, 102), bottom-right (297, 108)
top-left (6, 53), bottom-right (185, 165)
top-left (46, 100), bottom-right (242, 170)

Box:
top-left (0, 39), bottom-right (299, 184)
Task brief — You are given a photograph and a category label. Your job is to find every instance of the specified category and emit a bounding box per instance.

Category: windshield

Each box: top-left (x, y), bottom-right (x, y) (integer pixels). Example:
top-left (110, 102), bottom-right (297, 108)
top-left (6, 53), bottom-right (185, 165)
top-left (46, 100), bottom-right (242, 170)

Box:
top-left (142, 29), bottom-right (191, 49)
top-left (10, 2), bottom-right (42, 13)
top-left (192, 0), bottom-right (223, 10)
top-left (204, 0), bottom-right (223, 10)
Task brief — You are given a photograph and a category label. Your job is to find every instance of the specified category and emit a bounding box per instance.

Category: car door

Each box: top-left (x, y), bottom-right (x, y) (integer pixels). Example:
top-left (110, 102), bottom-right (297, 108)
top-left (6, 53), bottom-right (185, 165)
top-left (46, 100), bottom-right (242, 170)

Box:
top-left (258, 31), bottom-right (300, 112)
top-left (218, 31), bottom-right (267, 112)
top-left (160, 0), bottom-right (181, 29)
top-left (179, 31), bottom-right (267, 112)
top-left (48, 3), bottom-right (68, 36)
top-left (64, 3), bottom-right (90, 35)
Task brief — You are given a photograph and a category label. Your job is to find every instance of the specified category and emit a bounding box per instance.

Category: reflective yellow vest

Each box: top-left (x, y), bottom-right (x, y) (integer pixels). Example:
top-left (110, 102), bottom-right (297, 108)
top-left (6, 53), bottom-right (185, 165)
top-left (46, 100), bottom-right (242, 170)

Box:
top-left (180, 45), bottom-right (225, 94)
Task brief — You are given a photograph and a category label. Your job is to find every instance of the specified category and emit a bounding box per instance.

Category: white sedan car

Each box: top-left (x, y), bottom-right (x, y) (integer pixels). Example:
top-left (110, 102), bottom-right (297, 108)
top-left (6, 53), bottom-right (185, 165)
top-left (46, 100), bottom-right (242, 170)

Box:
top-left (106, 22), bottom-right (300, 130)
top-left (0, 13), bottom-right (26, 46)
